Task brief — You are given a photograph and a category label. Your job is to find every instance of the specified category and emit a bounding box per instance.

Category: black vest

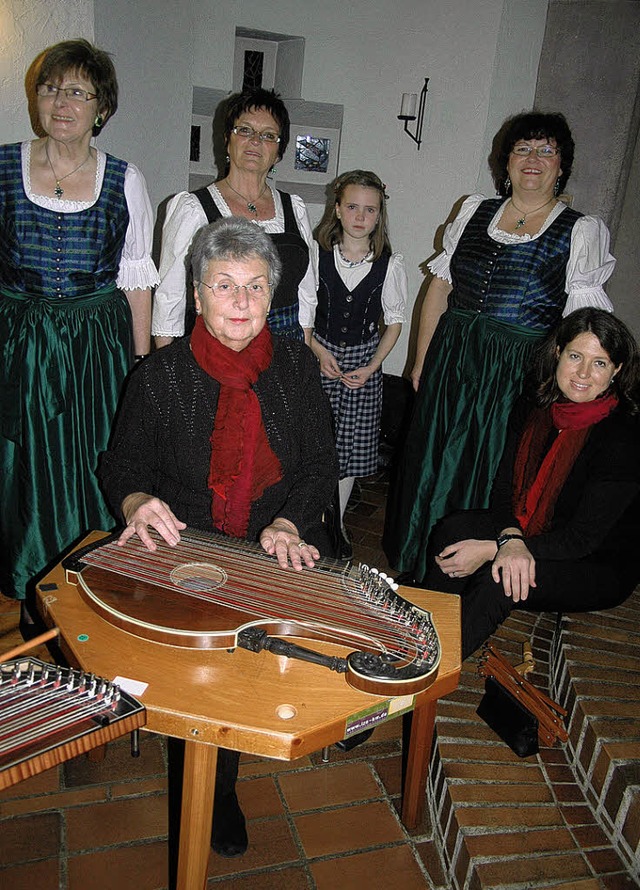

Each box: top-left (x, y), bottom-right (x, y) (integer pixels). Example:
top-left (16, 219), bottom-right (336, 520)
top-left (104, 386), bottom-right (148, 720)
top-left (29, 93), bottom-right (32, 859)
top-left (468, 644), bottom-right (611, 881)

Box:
top-left (192, 187), bottom-right (309, 312)
top-left (315, 248), bottom-right (390, 346)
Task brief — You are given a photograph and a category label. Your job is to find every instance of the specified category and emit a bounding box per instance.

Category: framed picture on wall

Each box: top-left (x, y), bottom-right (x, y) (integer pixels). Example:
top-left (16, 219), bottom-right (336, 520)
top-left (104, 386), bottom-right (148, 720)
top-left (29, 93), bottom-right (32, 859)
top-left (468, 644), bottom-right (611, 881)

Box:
top-left (276, 125), bottom-right (341, 186)
top-left (189, 115), bottom-right (216, 176)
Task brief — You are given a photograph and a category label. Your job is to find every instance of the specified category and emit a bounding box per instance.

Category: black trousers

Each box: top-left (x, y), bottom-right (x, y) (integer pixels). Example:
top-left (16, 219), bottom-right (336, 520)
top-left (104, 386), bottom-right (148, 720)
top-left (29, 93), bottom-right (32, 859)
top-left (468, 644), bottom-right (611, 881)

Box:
top-left (422, 511), bottom-right (633, 660)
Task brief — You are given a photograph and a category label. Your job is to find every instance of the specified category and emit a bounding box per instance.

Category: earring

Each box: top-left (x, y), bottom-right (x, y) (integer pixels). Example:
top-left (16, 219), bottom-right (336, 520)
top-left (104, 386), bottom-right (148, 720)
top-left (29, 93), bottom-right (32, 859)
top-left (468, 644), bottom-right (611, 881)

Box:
top-left (226, 154), bottom-right (230, 164)
top-left (554, 177), bottom-right (561, 197)
top-left (504, 175), bottom-right (511, 195)
top-left (94, 114), bottom-right (104, 129)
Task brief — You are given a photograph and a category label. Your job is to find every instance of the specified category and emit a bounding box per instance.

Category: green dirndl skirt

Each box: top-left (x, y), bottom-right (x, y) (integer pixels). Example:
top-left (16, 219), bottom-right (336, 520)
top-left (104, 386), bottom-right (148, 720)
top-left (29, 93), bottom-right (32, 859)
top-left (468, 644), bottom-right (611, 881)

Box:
top-left (383, 308), bottom-right (544, 581)
top-left (0, 286), bottom-right (132, 600)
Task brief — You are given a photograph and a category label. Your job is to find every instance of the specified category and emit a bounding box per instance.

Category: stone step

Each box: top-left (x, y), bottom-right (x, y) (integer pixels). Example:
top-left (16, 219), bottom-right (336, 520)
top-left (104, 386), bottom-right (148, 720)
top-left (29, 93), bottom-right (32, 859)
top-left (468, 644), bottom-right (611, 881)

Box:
top-left (429, 591), bottom-right (640, 889)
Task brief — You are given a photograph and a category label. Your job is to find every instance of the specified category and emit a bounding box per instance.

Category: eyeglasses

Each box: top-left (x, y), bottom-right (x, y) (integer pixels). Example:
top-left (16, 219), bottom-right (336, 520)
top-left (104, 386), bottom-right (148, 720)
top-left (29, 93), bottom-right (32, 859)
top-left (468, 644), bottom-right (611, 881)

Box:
top-left (231, 125), bottom-right (281, 144)
top-left (198, 279), bottom-right (271, 299)
top-left (37, 83), bottom-right (97, 102)
top-left (511, 144), bottom-right (559, 158)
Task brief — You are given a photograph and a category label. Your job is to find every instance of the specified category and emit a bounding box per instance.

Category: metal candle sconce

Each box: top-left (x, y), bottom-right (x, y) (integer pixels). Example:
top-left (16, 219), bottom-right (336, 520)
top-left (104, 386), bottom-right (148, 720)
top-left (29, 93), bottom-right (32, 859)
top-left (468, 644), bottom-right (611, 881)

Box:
top-left (398, 78), bottom-right (429, 150)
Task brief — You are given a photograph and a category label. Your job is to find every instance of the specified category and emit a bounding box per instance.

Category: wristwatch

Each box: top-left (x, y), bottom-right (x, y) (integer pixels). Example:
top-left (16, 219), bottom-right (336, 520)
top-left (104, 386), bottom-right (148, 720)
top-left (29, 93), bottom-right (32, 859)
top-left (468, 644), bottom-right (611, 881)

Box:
top-left (496, 533), bottom-right (524, 548)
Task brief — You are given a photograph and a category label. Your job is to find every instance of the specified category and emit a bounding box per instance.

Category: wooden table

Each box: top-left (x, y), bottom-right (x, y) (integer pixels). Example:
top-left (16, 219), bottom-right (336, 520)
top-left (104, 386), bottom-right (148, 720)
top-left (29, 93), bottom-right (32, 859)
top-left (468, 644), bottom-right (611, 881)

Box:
top-left (36, 535), bottom-right (461, 890)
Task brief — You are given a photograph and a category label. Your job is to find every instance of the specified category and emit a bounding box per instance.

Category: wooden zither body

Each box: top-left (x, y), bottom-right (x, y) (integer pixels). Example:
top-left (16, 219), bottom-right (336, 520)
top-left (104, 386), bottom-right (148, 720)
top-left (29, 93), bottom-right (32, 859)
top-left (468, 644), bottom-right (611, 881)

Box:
top-left (64, 529), bottom-right (441, 697)
top-left (0, 657), bottom-right (145, 790)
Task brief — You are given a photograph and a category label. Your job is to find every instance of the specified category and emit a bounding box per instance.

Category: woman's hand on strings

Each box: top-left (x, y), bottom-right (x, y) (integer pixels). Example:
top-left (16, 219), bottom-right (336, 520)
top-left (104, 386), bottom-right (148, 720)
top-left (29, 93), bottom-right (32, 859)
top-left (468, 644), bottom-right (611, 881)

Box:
top-left (119, 492), bottom-right (187, 551)
top-left (260, 518), bottom-right (319, 571)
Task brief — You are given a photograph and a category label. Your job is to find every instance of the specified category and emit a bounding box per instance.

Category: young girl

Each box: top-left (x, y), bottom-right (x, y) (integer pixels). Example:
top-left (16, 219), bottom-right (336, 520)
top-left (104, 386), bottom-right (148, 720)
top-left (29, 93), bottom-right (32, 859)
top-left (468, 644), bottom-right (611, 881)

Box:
top-left (312, 170), bottom-right (407, 556)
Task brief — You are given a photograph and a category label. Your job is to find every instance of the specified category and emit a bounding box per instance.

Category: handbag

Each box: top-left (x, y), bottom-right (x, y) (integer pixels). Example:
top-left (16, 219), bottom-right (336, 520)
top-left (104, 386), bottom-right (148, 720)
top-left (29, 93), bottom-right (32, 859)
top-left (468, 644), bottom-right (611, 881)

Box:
top-left (476, 644), bottom-right (568, 757)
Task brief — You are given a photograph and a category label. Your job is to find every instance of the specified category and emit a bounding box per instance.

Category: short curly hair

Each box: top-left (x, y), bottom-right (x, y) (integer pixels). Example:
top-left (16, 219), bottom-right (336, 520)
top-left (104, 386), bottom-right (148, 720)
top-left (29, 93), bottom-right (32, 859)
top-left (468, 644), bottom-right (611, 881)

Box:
top-left (491, 111), bottom-right (574, 197)
top-left (223, 88), bottom-right (290, 160)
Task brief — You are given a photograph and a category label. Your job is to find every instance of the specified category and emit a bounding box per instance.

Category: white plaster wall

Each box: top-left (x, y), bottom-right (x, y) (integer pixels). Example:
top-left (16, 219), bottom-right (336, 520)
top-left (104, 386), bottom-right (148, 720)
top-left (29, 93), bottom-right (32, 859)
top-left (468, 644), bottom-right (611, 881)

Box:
top-left (0, 0), bottom-right (93, 142)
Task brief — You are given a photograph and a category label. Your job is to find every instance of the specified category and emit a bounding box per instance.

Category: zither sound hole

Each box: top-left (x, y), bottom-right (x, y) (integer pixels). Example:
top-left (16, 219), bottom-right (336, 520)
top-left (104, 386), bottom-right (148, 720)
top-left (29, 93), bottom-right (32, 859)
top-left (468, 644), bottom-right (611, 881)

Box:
top-left (170, 562), bottom-right (228, 592)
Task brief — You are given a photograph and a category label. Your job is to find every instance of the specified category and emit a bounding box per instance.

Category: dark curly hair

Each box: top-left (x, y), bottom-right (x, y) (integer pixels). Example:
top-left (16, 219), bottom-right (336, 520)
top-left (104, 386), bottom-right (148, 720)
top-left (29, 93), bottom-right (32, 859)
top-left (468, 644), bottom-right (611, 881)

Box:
top-left (35, 38), bottom-right (118, 135)
top-left (532, 308), bottom-right (640, 414)
top-left (490, 111), bottom-right (574, 197)
top-left (223, 88), bottom-right (290, 160)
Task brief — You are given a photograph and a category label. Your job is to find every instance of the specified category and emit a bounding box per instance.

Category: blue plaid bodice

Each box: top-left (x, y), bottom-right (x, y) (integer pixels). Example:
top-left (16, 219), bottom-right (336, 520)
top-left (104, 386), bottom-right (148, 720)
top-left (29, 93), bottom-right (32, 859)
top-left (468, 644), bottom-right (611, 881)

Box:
top-left (450, 198), bottom-right (582, 331)
top-left (0, 143), bottom-right (129, 299)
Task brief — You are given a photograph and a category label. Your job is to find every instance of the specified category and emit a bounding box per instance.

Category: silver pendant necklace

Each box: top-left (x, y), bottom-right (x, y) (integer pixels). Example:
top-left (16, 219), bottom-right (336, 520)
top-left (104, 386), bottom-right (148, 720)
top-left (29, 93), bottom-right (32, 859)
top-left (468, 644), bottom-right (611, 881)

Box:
top-left (226, 180), bottom-right (268, 215)
top-left (45, 139), bottom-right (91, 198)
top-left (510, 196), bottom-right (555, 230)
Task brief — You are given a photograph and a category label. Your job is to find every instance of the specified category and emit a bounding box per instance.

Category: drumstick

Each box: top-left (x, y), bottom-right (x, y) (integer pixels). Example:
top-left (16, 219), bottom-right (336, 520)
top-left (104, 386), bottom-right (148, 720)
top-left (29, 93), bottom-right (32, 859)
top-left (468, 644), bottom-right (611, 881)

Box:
top-left (0, 627), bottom-right (60, 663)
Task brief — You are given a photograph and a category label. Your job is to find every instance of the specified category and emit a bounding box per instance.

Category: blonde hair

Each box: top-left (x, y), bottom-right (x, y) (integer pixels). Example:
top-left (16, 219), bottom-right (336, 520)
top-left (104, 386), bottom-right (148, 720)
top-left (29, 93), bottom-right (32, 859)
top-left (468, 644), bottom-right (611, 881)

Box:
top-left (315, 170), bottom-right (391, 261)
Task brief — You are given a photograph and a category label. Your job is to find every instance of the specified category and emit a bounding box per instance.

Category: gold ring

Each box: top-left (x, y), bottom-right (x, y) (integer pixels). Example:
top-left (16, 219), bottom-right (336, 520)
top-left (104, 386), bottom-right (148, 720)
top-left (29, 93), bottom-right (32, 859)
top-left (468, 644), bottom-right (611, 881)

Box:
top-left (297, 541), bottom-right (306, 548)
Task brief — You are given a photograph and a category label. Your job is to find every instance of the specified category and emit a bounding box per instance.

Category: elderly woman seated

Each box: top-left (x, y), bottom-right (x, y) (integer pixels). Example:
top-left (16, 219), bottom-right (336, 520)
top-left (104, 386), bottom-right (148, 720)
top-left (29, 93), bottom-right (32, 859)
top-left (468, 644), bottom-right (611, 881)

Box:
top-left (100, 216), bottom-right (338, 856)
top-left (421, 308), bottom-right (640, 660)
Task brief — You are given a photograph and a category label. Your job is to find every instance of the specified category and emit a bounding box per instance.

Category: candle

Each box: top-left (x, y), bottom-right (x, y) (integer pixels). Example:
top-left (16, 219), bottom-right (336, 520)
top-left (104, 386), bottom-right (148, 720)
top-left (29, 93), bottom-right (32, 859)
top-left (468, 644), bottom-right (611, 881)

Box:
top-left (400, 93), bottom-right (417, 118)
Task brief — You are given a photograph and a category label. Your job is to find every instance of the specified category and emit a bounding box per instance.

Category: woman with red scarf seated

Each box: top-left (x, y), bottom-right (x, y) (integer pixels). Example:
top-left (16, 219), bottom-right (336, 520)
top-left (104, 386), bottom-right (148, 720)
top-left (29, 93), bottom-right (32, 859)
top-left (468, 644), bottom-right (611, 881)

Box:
top-left (422, 307), bottom-right (640, 661)
top-left (100, 216), bottom-right (338, 857)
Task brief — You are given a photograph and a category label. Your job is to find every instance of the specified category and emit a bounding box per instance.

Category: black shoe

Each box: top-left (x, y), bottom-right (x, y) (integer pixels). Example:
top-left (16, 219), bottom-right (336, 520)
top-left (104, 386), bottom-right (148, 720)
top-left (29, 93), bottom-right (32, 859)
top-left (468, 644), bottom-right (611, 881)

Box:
top-left (334, 728), bottom-right (374, 752)
top-left (211, 791), bottom-right (248, 857)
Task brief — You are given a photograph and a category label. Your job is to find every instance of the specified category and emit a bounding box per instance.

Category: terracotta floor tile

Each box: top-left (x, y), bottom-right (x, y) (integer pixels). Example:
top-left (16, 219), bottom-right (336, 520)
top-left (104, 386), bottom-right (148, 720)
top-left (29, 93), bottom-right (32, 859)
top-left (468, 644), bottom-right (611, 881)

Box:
top-left (294, 800), bottom-right (404, 858)
top-left (443, 761), bottom-right (545, 783)
top-left (571, 823), bottom-right (613, 849)
top-left (415, 840), bottom-right (449, 887)
top-left (239, 756), bottom-right (312, 778)
top-left (67, 840), bottom-right (168, 890)
top-left (600, 874), bottom-right (640, 890)
top-left (66, 793), bottom-right (168, 850)
top-left (437, 741), bottom-right (527, 764)
top-left (63, 733), bottom-right (165, 786)
top-left (311, 845), bottom-right (429, 889)
top-left (207, 865), bottom-right (312, 888)
top-left (475, 851), bottom-right (592, 885)
top-left (560, 803), bottom-right (599, 826)
top-left (465, 827), bottom-right (578, 858)
top-left (279, 761), bottom-right (381, 812)
top-left (0, 783), bottom-right (107, 817)
top-left (0, 765), bottom-right (61, 800)
top-left (111, 775), bottom-right (168, 798)
top-left (238, 775), bottom-right (284, 819)
top-left (206, 817), bottom-right (299, 878)
top-left (372, 753), bottom-right (403, 797)
top-left (449, 782), bottom-right (553, 805)
top-left (0, 811), bottom-right (61, 865)
top-left (585, 847), bottom-right (632, 874)
top-left (456, 804), bottom-right (564, 829)
top-left (0, 857), bottom-right (61, 890)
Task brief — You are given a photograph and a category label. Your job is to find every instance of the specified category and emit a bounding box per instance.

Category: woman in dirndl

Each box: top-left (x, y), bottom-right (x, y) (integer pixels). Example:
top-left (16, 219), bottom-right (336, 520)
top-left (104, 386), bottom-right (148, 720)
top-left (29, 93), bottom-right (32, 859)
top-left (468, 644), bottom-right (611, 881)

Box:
top-left (0, 39), bottom-right (158, 623)
top-left (383, 111), bottom-right (615, 584)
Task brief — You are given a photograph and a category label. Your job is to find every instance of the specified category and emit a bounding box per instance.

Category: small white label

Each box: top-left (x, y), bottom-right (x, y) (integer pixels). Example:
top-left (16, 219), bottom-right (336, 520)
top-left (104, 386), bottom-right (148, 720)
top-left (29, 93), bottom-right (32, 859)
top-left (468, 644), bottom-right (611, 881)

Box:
top-left (113, 676), bottom-right (148, 696)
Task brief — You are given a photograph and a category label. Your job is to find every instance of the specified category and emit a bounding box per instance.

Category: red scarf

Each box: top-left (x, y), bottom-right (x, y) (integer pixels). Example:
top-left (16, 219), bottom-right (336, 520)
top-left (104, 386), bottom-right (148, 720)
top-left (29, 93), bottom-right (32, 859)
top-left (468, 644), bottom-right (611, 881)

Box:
top-left (190, 316), bottom-right (282, 537)
top-left (512, 394), bottom-right (618, 536)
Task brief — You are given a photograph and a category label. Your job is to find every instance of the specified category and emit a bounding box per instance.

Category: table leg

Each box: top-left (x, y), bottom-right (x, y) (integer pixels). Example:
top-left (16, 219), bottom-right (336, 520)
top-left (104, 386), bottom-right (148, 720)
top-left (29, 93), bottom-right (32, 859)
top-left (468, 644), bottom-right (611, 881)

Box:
top-left (176, 740), bottom-right (218, 890)
top-left (401, 698), bottom-right (436, 830)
